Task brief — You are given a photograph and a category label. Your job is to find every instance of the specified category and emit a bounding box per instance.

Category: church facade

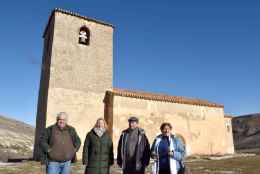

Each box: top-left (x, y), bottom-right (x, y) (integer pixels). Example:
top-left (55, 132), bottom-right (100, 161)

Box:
top-left (34, 8), bottom-right (234, 159)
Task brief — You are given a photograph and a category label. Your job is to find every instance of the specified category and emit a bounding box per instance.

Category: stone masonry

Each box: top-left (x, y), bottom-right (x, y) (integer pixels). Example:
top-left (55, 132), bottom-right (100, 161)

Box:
top-left (34, 8), bottom-right (113, 159)
top-left (34, 9), bottom-right (234, 160)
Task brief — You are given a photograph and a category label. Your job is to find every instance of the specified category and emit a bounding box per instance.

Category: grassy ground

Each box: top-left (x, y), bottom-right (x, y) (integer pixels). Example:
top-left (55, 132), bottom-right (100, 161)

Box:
top-left (1, 155), bottom-right (260, 174)
top-left (187, 155), bottom-right (260, 174)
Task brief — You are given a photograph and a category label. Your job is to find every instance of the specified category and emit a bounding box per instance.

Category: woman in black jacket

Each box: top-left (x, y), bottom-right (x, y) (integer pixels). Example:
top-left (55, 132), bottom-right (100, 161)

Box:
top-left (82, 118), bottom-right (114, 174)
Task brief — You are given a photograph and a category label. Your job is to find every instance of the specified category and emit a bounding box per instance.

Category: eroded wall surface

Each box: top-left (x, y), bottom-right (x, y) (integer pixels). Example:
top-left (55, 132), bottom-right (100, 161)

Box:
top-left (112, 96), bottom-right (234, 155)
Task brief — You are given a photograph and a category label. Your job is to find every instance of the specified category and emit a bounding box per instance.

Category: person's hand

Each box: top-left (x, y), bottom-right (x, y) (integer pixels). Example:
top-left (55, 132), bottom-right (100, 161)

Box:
top-left (151, 152), bottom-right (159, 159)
top-left (168, 150), bottom-right (174, 157)
top-left (47, 148), bottom-right (52, 154)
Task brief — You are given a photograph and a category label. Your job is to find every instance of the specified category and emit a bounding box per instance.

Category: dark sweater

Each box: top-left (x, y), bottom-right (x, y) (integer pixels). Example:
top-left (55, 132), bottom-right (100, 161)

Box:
top-left (158, 136), bottom-right (170, 170)
top-left (125, 128), bottom-right (139, 162)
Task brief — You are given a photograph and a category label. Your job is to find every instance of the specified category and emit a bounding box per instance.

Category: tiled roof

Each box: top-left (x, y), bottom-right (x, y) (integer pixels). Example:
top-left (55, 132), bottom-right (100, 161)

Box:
top-left (224, 115), bottom-right (233, 118)
top-left (43, 8), bottom-right (114, 37)
top-left (108, 88), bottom-right (224, 108)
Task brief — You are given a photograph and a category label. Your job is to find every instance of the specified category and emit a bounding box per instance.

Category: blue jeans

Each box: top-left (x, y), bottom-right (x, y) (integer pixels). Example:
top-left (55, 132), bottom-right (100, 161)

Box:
top-left (47, 161), bottom-right (71, 174)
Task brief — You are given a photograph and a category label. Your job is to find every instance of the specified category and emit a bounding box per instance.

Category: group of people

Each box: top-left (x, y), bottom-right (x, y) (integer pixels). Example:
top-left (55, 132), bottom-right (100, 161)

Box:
top-left (40, 112), bottom-right (186, 174)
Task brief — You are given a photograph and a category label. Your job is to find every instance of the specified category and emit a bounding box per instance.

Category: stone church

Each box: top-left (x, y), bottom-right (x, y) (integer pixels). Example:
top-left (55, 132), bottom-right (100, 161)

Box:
top-left (34, 8), bottom-right (234, 159)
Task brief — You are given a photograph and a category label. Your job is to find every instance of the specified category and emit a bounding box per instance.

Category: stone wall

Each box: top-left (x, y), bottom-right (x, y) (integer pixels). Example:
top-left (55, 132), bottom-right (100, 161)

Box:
top-left (33, 15), bottom-right (54, 160)
top-left (34, 10), bottom-right (113, 159)
top-left (34, 9), bottom-right (234, 160)
top-left (224, 117), bottom-right (235, 153)
top-left (112, 96), bottom-right (234, 155)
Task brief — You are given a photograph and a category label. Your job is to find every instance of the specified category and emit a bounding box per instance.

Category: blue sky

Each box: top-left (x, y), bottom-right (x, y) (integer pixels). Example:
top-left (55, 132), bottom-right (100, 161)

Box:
top-left (0, 0), bottom-right (259, 125)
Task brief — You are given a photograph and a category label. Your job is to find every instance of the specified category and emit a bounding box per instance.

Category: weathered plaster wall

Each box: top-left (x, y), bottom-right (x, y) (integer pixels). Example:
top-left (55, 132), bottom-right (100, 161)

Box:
top-left (112, 96), bottom-right (234, 155)
top-left (224, 117), bottom-right (235, 154)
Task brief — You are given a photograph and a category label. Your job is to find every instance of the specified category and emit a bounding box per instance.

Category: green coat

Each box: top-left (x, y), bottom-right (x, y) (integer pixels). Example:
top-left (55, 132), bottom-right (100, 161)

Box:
top-left (83, 129), bottom-right (114, 174)
top-left (39, 124), bottom-right (81, 164)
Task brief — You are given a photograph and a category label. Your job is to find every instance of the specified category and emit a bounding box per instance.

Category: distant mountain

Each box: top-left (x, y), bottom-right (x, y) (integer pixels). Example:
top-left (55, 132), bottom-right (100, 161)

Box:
top-left (0, 115), bottom-right (34, 162)
top-left (232, 113), bottom-right (260, 150)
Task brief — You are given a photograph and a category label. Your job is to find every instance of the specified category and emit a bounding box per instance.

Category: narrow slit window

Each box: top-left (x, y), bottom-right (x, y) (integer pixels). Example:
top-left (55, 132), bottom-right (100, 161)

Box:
top-left (226, 122), bottom-right (231, 132)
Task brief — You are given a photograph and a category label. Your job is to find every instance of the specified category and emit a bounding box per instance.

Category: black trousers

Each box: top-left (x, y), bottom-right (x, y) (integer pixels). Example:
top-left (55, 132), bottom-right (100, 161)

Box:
top-left (159, 168), bottom-right (171, 174)
top-left (123, 166), bottom-right (145, 174)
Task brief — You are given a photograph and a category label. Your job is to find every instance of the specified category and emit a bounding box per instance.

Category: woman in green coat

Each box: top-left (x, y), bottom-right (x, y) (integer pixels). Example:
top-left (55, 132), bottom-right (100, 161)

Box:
top-left (83, 118), bottom-right (114, 174)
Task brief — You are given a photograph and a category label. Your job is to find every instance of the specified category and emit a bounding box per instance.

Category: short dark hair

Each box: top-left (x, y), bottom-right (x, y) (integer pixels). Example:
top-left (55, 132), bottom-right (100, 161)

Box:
top-left (160, 122), bottom-right (172, 131)
top-left (128, 116), bottom-right (139, 123)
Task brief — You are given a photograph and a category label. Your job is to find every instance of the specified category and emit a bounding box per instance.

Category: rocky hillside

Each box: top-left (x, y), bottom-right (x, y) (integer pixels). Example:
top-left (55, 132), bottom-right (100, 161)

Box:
top-left (232, 113), bottom-right (260, 150)
top-left (0, 115), bottom-right (34, 162)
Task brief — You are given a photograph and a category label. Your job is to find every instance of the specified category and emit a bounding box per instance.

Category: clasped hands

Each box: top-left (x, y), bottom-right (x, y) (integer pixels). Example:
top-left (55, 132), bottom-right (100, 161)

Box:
top-left (151, 150), bottom-right (174, 159)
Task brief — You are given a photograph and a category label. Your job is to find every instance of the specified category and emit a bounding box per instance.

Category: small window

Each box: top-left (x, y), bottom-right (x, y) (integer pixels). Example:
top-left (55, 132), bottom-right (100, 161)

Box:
top-left (79, 26), bottom-right (90, 45)
top-left (226, 122), bottom-right (231, 132)
top-left (227, 125), bottom-right (231, 132)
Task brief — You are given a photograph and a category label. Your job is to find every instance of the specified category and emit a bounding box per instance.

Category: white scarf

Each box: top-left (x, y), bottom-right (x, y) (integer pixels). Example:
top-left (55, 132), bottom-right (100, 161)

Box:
top-left (93, 127), bottom-right (106, 137)
top-left (152, 136), bottom-right (178, 174)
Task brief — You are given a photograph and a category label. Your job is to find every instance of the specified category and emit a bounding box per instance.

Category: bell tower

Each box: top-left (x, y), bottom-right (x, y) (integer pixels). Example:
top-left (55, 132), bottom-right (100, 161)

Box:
top-left (34, 8), bottom-right (113, 159)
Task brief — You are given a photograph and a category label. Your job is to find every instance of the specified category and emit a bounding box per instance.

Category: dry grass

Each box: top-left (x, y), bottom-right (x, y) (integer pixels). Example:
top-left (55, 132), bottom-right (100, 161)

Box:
top-left (187, 155), bottom-right (260, 174)
top-left (1, 155), bottom-right (260, 174)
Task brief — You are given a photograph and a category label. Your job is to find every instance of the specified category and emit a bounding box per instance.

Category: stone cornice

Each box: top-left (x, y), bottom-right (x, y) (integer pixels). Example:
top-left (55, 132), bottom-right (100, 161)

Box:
top-left (43, 8), bottom-right (114, 37)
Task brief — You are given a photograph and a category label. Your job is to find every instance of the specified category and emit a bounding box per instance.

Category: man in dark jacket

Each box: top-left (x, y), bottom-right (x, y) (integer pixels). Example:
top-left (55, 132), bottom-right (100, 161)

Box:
top-left (117, 116), bottom-right (150, 174)
top-left (82, 118), bottom-right (114, 174)
top-left (40, 112), bottom-right (81, 174)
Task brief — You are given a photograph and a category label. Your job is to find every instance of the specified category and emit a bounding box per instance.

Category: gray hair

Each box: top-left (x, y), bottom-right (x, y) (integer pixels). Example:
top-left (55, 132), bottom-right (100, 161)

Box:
top-left (56, 112), bottom-right (68, 121)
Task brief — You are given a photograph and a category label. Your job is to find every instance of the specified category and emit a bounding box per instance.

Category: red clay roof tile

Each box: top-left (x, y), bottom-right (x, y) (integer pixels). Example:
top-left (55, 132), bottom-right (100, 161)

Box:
top-left (108, 88), bottom-right (224, 108)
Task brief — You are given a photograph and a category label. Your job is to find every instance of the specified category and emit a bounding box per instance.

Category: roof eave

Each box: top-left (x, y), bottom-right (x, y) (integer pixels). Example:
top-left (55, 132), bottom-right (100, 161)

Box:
top-left (42, 8), bottom-right (114, 38)
top-left (108, 88), bottom-right (224, 108)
